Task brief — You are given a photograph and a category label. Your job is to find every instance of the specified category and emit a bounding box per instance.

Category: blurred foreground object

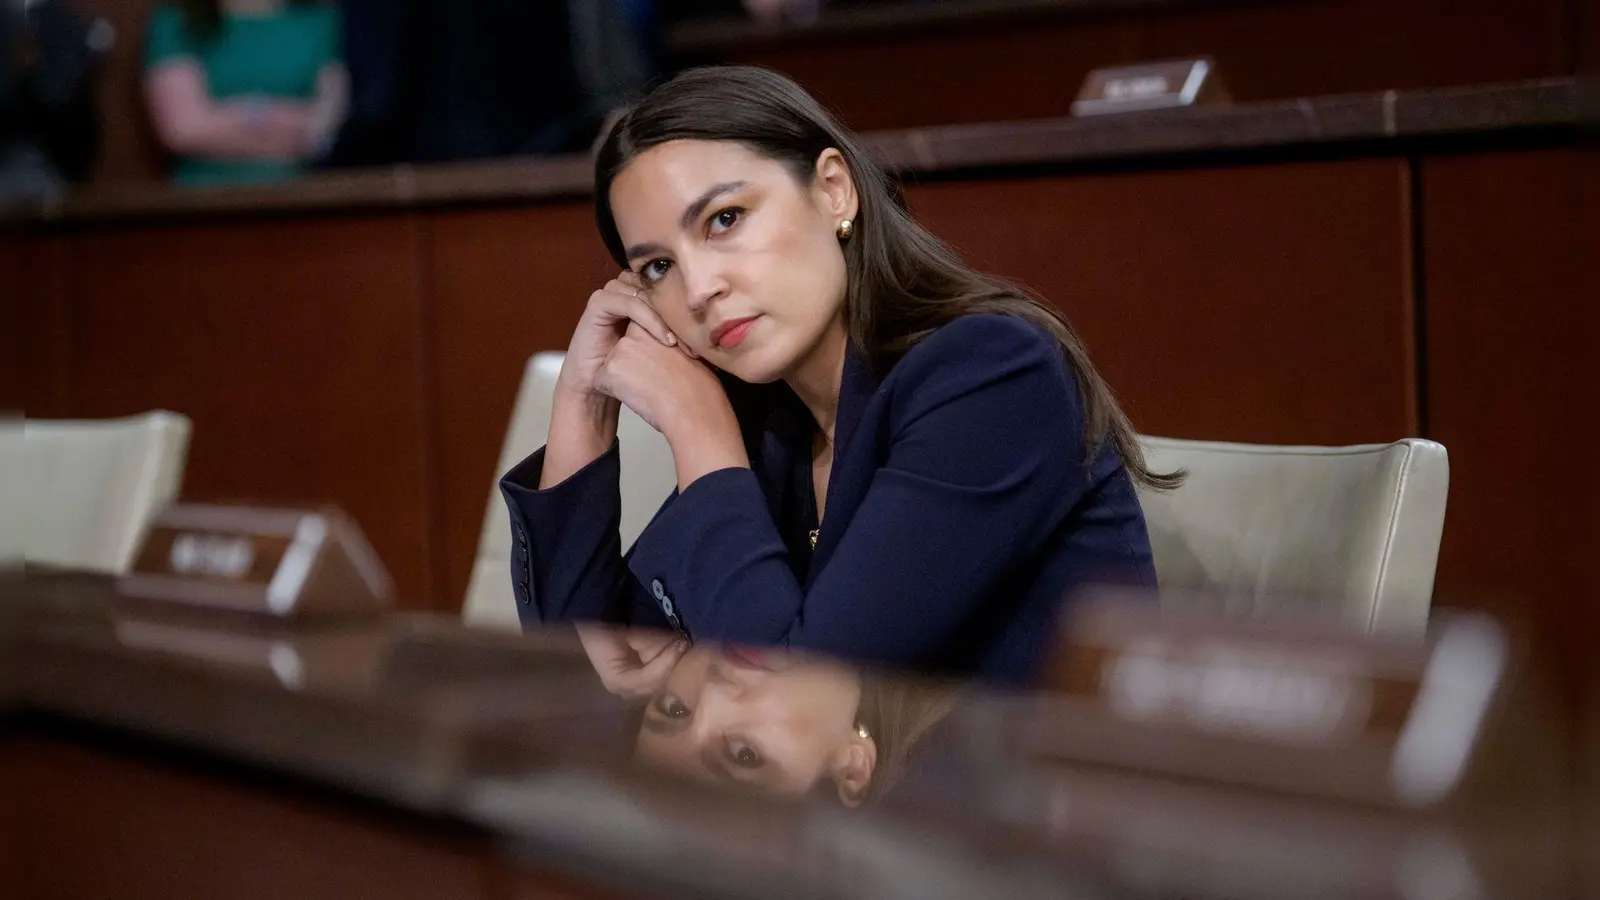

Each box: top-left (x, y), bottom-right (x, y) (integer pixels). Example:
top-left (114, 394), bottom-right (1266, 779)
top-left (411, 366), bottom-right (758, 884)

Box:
top-left (118, 503), bottom-right (394, 620)
top-left (1028, 588), bottom-right (1568, 813)
top-left (6, 571), bottom-right (1581, 899)
top-left (6, 412), bottom-right (190, 574)
top-left (1137, 436), bottom-right (1448, 636)
top-left (0, 0), bottom-right (109, 201)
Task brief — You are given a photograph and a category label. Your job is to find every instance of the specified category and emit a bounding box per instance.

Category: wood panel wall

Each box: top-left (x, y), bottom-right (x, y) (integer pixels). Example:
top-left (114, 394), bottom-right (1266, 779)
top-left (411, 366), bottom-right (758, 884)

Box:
top-left (1422, 148), bottom-right (1596, 706)
top-left (905, 159), bottom-right (1415, 445)
top-left (1, 236), bottom-right (20, 412)
top-left (429, 207), bottom-right (617, 609)
top-left (66, 0), bottom-right (1575, 184)
top-left (713, 0), bottom-right (1573, 132)
top-left (60, 216), bottom-right (443, 609)
top-left (0, 740), bottom-right (20, 899)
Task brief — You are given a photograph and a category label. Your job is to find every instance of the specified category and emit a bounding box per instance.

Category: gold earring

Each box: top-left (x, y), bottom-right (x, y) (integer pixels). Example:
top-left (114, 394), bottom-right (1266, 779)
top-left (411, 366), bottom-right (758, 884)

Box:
top-left (856, 723), bottom-right (870, 741)
top-left (837, 218), bottom-right (854, 241)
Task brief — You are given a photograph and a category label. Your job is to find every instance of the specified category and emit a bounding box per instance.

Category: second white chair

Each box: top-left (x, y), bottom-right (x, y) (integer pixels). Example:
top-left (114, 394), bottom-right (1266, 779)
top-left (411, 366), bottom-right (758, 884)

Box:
top-left (3, 411), bottom-right (192, 574)
top-left (1136, 436), bottom-right (1449, 635)
top-left (461, 353), bottom-right (675, 631)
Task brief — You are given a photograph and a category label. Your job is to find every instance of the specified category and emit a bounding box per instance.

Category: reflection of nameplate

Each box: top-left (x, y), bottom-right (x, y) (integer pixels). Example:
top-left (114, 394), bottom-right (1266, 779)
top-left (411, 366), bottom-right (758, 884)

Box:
top-left (117, 504), bottom-right (394, 619)
top-left (1071, 57), bottom-right (1229, 116)
top-left (1030, 589), bottom-right (1514, 809)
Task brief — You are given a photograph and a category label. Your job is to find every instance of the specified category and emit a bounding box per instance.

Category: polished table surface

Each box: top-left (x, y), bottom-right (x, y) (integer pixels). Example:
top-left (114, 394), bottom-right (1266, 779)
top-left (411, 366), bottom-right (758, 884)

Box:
top-left (2, 570), bottom-right (1584, 900)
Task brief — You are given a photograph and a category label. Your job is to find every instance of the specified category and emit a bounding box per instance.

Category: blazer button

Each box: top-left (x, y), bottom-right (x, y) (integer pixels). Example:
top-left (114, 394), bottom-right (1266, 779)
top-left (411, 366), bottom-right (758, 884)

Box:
top-left (651, 579), bottom-right (665, 600)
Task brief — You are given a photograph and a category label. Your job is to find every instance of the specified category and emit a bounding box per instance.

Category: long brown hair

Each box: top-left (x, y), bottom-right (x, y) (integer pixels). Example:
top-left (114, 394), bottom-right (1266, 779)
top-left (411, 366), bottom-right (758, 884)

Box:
top-left (851, 672), bottom-right (962, 804)
top-left (595, 66), bottom-right (1181, 490)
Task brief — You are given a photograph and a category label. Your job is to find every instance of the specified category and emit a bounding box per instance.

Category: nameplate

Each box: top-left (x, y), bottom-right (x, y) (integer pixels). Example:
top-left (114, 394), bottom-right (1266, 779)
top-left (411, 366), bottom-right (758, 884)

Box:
top-left (1071, 58), bottom-right (1228, 116)
top-left (1031, 589), bottom-right (1510, 809)
top-left (117, 504), bottom-right (394, 620)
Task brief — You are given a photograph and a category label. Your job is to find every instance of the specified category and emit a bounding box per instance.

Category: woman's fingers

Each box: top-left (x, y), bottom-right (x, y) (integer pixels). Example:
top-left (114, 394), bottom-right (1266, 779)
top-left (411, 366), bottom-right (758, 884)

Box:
top-left (634, 638), bottom-right (690, 685)
top-left (597, 279), bottom-right (677, 347)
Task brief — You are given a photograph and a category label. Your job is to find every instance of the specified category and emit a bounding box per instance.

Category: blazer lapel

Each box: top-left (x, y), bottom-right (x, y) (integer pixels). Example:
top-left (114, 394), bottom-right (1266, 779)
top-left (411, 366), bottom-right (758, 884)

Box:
top-left (806, 345), bottom-right (883, 582)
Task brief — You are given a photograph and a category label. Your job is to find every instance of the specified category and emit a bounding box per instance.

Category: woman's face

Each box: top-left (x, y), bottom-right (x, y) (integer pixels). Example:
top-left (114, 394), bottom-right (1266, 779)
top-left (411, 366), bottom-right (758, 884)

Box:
top-left (609, 140), bottom-right (858, 385)
top-left (634, 645), bottom-right (876, 803)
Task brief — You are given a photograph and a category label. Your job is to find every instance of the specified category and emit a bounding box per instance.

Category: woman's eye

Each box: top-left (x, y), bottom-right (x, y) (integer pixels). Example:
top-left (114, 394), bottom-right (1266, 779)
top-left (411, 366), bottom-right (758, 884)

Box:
top-left (709, 208), bottom-right (743, 235)
top-left (641, 259), bottom-right (672, 283)
top-left (656, 695), bottom-right (689, 718)
top-left (728, 741), bottom-right (762, 768)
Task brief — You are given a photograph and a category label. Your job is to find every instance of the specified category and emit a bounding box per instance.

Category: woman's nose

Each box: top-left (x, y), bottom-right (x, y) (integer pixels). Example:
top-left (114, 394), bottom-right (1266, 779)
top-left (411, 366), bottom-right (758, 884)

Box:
top-left (680, 257), bottom-right (728, 314)
top-left (689, 682), bottom-right (745, 738)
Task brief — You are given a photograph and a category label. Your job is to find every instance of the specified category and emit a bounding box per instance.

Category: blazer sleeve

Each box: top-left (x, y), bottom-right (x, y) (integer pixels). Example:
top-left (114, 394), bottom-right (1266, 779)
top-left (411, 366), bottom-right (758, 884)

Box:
top-left (623, 315), bottom-right (1089, 668)
top-left (499, 443), bottom-right (672, 632)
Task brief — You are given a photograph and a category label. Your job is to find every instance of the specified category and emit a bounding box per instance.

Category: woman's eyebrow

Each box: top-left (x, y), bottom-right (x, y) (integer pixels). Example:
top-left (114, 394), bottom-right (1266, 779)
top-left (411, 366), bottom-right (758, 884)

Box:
top-left (678, 181), bottom-right (749, 231)
top-left (624, 181), bottom-right (750, 262)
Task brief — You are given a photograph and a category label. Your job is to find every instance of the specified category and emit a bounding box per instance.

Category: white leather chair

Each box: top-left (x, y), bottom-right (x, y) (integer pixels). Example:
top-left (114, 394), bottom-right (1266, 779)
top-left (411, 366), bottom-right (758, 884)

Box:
top-left (1135, 436), bottom-right (1449, 636)
top-left (3, 411), bottom-right (192, 573)
top-left (457, 353), bottom-right (1451, 639)
top-left (462, 353), bottom-right (676, 631)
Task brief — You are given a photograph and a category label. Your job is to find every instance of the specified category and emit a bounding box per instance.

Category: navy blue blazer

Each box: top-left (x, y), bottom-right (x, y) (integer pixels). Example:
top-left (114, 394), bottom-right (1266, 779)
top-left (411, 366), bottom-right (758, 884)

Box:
top-left (501, 314), bottom-right (1156, 685)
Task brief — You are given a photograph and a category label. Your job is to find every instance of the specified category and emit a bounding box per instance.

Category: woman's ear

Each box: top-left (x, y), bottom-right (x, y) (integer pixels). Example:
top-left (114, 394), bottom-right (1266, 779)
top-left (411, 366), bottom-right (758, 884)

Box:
top-left (829, 734), bottom-right (877, 808)
top-left (813, 148), bottom-right (859, 223)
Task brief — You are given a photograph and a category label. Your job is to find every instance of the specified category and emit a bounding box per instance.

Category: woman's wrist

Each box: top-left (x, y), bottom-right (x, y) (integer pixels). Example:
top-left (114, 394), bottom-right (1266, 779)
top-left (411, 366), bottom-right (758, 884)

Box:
top-left (541, 386), bottom-right (621, 489)
top-left (664, 398), bottom-right (749, 489)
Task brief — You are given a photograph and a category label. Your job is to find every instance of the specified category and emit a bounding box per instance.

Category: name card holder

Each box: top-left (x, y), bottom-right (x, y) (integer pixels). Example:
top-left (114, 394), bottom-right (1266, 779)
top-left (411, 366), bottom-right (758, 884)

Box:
top-left (1027, 588), bottom-right (1535, 811)
top-left (117, 504), bottom-right (395, 621)
top-left (1071, 57), bottom-right (1229, 117)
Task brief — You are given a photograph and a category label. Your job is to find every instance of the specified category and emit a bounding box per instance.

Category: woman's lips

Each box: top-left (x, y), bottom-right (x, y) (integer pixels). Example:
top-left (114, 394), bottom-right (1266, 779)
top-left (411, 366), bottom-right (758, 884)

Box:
top-left (711, 316), bottom-right (760, 349)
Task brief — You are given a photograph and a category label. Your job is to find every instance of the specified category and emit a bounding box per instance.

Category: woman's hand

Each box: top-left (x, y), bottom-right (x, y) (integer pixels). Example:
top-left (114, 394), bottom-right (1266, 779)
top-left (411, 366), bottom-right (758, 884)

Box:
top-left (597, 322), bottom-right (750, 488)
top-left (540, 273), bottom-right (685, 488)
top-left (595, 321), bottom-right (723, 435)
top-left (576, 623), bottom-right (688, 700)
top-left (557, 272), bottom-right (681, 400)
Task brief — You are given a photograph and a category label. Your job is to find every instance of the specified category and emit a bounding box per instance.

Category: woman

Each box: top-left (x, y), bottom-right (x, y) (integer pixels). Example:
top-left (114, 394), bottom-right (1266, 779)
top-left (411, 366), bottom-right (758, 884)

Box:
top-left (143, 0), bottom-right (346, 185)
top-left (502, 66), bottom-right (1178, 686)
top-left (629, 641), bottom-right (957, 806)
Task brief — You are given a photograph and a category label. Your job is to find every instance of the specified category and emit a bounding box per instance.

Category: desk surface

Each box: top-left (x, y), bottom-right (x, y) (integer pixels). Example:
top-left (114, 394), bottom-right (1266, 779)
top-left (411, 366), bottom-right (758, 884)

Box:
top-left (9, 78), bottom-right (1577, 226)
top-left (3, 570), bottom-right (1581, 900)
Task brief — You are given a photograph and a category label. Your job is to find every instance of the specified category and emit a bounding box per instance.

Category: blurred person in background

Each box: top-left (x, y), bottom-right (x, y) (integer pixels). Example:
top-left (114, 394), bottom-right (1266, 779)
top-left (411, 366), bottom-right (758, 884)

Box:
top-left (323, 0), bottom-right (823, 171)
top-left (143, 0), bottom-right (347, 186)
top-left (1, 0), bottom-right (107, 202)
top-left (328, 0), bottom-right (645, 167)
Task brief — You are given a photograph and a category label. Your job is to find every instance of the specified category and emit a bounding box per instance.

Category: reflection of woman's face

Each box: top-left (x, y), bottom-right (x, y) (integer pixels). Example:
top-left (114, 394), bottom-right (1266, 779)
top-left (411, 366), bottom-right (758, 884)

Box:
top-left (609, 139), bottom-right (854, 385)
top-left (635, 645), bottom-right (874, 801)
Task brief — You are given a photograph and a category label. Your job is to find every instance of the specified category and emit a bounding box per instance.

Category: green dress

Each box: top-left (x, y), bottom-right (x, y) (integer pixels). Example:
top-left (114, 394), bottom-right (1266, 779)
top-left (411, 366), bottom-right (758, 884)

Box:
top-left (144, 3), bottom-right (342, 186)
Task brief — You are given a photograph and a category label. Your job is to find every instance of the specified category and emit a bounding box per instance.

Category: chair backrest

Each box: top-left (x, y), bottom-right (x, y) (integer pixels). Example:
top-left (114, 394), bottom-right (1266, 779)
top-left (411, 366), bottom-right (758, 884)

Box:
top-left (462, 352), bottom-right (676, 631)
top-left (1135, 436), bottom-right (1449, 636)
top-left (3, 412), bottom-right (192, 573)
